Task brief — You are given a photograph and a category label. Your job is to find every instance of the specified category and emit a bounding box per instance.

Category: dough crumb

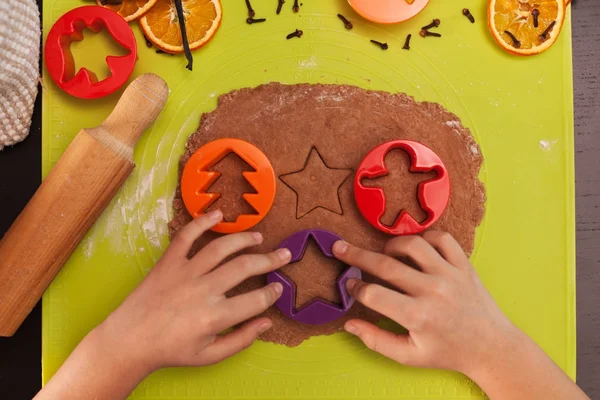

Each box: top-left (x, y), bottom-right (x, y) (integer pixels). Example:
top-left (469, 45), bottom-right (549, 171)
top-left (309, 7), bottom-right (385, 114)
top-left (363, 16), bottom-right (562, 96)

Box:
top-left (445, 120), bottom-right (461, 128)
top-left (539, 139), bottom-right (558, 151)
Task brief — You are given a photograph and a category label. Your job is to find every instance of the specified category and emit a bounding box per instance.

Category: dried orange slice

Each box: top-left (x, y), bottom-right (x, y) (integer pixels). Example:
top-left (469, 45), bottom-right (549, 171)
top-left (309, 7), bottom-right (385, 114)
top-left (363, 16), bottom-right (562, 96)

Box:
top-left (96, 0), bottom-right (158, 22)
top-left (139, 0), bottom-right (222, 54)
top-left (488, 0), bottom-right (565, 56)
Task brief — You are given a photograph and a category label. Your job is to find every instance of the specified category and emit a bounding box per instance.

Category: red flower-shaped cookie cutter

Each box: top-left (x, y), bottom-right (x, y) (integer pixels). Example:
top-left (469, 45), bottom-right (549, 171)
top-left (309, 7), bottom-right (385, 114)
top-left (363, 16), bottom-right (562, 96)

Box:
top-left (45, 6), bottom-right (137, 99)
top-left (354, 140), bottom-right (450, 235)
top-left (181, 139), bottom-right (276, 234)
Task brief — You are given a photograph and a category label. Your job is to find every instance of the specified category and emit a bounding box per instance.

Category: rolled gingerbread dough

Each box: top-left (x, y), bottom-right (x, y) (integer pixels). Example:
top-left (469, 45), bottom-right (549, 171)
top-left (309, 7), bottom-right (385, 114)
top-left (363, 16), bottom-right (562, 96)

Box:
top-left (168, 83), bottom-right (486, 347)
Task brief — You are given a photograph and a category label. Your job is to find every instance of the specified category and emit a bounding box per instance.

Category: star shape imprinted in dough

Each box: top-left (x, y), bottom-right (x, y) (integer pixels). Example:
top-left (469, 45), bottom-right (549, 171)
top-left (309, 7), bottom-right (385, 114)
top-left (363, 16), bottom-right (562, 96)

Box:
top-left (280, 148), bottom-right (353, 218)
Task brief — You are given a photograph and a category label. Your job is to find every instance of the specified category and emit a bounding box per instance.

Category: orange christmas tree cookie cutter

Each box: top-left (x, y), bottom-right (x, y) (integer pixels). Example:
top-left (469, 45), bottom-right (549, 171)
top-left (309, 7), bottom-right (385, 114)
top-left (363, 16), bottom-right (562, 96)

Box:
top-left (181, 139), bottom-right (276, 234)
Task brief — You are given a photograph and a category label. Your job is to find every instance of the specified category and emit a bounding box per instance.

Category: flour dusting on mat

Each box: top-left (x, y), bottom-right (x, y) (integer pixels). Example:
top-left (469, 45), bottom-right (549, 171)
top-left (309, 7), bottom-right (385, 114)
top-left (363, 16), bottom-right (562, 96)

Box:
top-left (80, 166), bottom-right (169, 261)
top-left (82, 236), bottom-right (94, 260)
top-left (142, 220), bottom-right (161, 248)
top-left (539, 139), bottom-right (558, 151)
top-left (148, 196), bottom-right (171, 246)
top-left (299, 56), bottom-right (317, 68)
top-left (139, 166), bottom-right (155, 198)
top-left (154, 197), bottom-right (169, 224)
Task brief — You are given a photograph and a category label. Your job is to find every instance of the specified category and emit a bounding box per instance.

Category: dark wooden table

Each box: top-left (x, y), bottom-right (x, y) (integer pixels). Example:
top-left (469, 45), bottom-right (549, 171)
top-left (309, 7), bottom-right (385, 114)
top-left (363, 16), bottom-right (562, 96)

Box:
top-left (572, 0), bottom-right (600, 396)
top-left (1, 1), bottom-right (599, 399)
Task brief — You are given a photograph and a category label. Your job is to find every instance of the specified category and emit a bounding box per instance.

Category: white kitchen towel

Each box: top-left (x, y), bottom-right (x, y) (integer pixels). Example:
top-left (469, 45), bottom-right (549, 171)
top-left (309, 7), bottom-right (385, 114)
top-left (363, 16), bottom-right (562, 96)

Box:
top-left (0, 0), bottom-right (40, 150)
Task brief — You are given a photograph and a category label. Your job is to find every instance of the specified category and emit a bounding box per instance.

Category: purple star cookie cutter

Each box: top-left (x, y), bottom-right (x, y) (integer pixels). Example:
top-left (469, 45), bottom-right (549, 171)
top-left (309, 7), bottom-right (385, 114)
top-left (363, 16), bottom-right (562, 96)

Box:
top-left (266, 229), bottom-right (362, 325)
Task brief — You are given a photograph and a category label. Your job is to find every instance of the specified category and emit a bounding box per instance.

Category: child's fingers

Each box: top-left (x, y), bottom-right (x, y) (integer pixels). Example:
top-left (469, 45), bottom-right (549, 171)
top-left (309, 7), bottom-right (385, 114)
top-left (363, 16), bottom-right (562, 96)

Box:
top-left (210, 283), bottom-right (283, 333)
top-left (344, 319), bottom-right (417, 365)
top-left (163, 210), bottom-right (223, 260)
top-left (346, 279), bottom-right (417, 328)
top-left (190, 231), bottom-right (264, 276)
top-left (195, 318), bottom-right (272, 365)
top-left (421, 231), bottom-right (471, 269)
top-left (332, 241), bottom-right (428, 294)
top-left (383, 236), bottom-right (451, 275)
top-left (206, 249), bottom-right (291, 294)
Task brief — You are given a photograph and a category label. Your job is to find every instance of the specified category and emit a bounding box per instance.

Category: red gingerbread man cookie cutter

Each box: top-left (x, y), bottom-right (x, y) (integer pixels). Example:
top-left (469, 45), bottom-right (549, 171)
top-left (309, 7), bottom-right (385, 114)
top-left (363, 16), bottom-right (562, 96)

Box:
top-left (45, 6), bottom-right (137, 99)
top-left (354, 140), bottom-right (450, 235)
top-left (181, 139), bottom-right (276, 234)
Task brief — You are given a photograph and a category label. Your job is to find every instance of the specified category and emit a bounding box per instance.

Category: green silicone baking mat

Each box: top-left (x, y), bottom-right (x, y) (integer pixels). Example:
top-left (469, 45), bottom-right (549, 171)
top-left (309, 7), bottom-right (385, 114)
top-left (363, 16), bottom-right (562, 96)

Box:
top-left (42, 0), bottom-right (575, 398)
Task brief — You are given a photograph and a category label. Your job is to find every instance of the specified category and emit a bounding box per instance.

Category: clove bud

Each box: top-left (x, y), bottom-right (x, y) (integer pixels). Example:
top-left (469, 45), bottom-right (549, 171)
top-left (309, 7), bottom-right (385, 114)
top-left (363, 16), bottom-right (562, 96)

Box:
top-left (420, 30), bottom-right (441, 38)
top-left (462, 8), bottom-right (475, 23)
top-left (504, 30), bottom-right (521, 48)
top-left (245, 0), bottom-right (255, 18)
top-left (246, 17), bottom-right (266, 24)
top-left (370, 39), bottom-right (389, 50)
top-left (286, 29), bottom-right (303, 39)
top-left (532, 8), bottom-right (540, 28)
top-left (421, 19), bottom-right (441, 31)
top-left (337, 14), bottom-right (353, 30)
top-left (403, 34), bottom-right (412, 50)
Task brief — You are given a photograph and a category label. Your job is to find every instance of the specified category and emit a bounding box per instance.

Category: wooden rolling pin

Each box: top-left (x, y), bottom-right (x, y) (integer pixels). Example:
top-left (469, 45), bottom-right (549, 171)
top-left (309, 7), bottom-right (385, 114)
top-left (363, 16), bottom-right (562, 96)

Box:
top-left (0, 73), bottom-right (169, 336)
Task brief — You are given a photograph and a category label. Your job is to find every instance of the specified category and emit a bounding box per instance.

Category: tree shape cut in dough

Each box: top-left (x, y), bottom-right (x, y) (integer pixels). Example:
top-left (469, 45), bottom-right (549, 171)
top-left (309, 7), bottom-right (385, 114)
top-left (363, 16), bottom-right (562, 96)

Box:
top-left (205, 152), bottom-right (259, 222)
top-left (279, 237), bottom-right (346, 308)
top-left (280, 148), bottom-right (353, 219)
top-left (362, 149), bottom-right (437, 226)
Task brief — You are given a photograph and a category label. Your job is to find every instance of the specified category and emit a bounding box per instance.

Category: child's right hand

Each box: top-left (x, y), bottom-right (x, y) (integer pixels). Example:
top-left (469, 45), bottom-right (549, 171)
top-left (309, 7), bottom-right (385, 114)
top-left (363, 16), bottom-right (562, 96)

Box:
top-left (333, 232), bottom-right (590, 400)
top-left (332, 232), bottom-right (514, 376)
